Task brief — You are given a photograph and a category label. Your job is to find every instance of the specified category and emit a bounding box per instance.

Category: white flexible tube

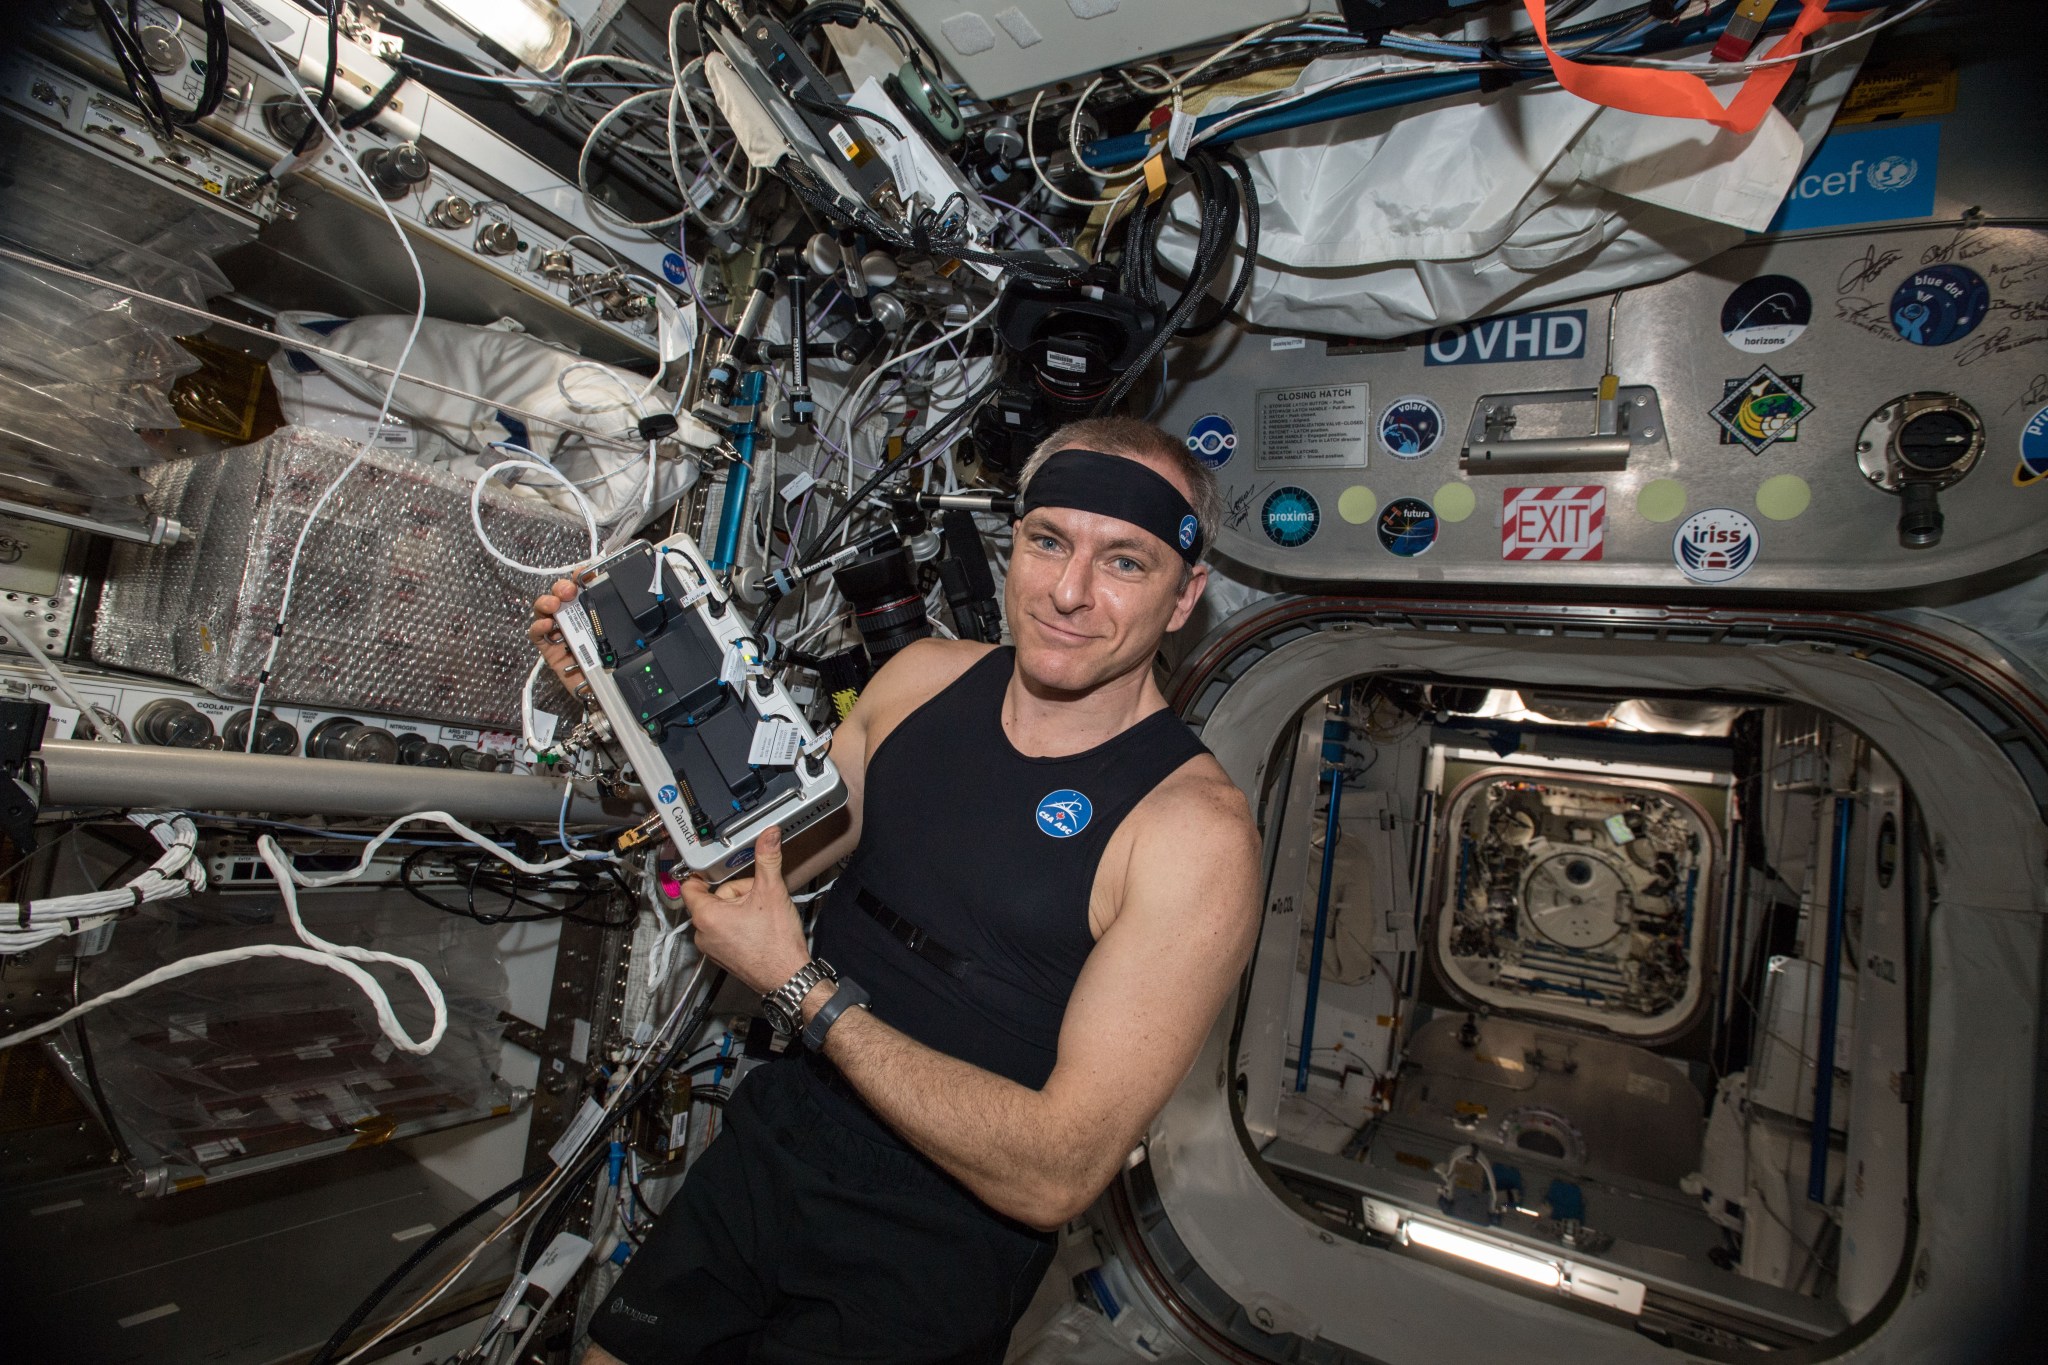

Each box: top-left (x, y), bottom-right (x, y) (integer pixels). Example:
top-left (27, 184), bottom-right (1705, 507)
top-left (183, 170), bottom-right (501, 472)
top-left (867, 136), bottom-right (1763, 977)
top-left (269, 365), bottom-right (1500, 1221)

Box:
top-left (5, 625), bottom-right (119, 741)
top-left (471, 456), bottom-right (603, 576)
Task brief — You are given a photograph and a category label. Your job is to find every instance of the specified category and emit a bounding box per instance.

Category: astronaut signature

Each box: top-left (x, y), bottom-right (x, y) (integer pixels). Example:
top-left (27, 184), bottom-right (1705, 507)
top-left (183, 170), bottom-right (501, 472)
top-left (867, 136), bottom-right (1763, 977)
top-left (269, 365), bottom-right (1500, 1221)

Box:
top-left (1835, 297), bottom-right (1902, 342)
top-left (1222, 485), bottom-right (1258, 532)
top-left (1837, 245), bottom-right (1903, 295)
top-left (2007, 374), bottom-right (2048, 415)
top-left (1956, 327), bottom-right (2048, 368)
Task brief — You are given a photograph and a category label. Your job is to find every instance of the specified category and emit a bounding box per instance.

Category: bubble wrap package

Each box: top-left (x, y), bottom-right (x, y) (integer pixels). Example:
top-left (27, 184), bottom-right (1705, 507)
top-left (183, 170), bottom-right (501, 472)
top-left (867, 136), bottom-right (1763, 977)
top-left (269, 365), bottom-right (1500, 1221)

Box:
top-left (94, 427), bottom-right (591, 729)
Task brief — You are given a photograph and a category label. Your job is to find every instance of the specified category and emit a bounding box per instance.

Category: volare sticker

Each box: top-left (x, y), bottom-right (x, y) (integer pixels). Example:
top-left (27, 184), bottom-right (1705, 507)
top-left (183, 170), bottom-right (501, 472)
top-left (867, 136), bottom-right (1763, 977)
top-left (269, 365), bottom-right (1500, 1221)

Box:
top-left (1713, 366), bottom-right (1813, 456)
top-left (1377, 396), bottom-right (1445, 459)
top-left (1185, 413), bottom-right (1237, 469)
top-left (1261, 486), bottom-right (1320, 548)
top-left (1424, 310), bottom-right (1586, 367)
top-left (1501, 487), bottom-right (1605, 561)
top-left (2016, 405), bottom-right (2048, 487)
top-left (1765, 122), bottom-right (1940, 232)
top-left (1673, 508), bottom-right (1760, 584)
top-left (1377, 497), bottom-right (1439, 557)
top-left (1890, 265), bottom-right (1989, 346)
top-left (1720, 276), bottom-right (1812, 353)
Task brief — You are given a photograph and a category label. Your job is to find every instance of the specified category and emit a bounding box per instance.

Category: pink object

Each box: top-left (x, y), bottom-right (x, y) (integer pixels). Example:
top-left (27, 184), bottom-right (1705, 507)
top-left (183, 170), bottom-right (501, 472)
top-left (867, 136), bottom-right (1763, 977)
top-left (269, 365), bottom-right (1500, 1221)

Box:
top-left (659, 875), bottom-right (685, 900)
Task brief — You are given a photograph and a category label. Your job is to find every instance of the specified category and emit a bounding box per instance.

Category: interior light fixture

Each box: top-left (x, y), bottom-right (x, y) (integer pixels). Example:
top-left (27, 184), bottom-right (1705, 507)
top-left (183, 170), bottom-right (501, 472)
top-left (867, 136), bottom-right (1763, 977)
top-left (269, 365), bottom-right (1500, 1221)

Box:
top-left (1402, 1218), bottom-right (1565, 1290)
top-left (426, 0), bottom-right (576, 73)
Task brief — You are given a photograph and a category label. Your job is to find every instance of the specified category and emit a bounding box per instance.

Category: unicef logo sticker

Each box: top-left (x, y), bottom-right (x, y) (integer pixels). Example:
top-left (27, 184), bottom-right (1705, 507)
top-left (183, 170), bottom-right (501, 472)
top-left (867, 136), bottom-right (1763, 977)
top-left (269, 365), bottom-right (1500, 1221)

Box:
top-left (1261, 486), bottom-right (1320, 548)
top-left (1377, 395), bottom-right (1445, 459)
top-left (1036, 789), bottom-right (1093, 838)
top-left (657, 784), bottom-right (680, 804)
top-left (1867, 155), bottom-right (1917, 192)
top-left (1177, 514), bottom-right (1199, 550)
top-left (1186, 414), bottom-right (1237, 469)
top-left (1673, 508), bottom-right (1760, 584)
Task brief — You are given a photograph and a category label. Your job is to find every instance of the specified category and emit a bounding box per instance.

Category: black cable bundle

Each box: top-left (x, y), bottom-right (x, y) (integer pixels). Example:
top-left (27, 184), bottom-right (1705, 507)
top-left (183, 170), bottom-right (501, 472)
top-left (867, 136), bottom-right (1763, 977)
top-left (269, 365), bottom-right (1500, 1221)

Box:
top-left (397, 846), bottom-right (636, 928)
top-left (89, 0), bottom-right (231, 137)
top-left (1096, 148), bottom-right (1260, 414)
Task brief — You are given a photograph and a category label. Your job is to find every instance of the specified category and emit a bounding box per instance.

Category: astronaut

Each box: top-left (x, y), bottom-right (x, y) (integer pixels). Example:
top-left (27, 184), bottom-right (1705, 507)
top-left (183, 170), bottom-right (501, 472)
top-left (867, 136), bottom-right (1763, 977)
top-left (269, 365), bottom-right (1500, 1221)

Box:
top-left (531, 417), bottom-right (1261, 1363)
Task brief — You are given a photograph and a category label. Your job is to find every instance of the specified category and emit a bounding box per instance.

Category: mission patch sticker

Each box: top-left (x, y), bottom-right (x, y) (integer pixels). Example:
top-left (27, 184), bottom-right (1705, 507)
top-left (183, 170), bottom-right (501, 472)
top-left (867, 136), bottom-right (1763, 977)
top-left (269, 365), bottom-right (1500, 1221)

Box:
top-left (1377, 497), bottom-right (1439, 557)
top-left (1672, 508), bottom-right (1760, 584)
top-left (1377, 395), bottom-right (1446, 459)
top-left (1261, 486), bottom-right (1321, 547)
top-left (1501, 486), bottom-right (1605, 561)
top-left (1713, 366), bottom-right (1813, 456)
top-left (2017, 405), bottom-right (2048, 487)
top-left (1720, 276), bottom-right (1812, 354)
top-left (1186, 413), bottom-right (1237, 469)
top-left (1890, 265), bottom-right (1989, 346)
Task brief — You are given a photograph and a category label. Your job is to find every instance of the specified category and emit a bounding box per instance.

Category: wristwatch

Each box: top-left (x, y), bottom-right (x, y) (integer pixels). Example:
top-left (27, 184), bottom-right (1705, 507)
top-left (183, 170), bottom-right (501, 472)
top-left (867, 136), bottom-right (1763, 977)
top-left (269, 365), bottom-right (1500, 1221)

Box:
top-left (801, 976), bottom-right (871, 1052)
top-left (762, 958), bottom-right (837, 1035)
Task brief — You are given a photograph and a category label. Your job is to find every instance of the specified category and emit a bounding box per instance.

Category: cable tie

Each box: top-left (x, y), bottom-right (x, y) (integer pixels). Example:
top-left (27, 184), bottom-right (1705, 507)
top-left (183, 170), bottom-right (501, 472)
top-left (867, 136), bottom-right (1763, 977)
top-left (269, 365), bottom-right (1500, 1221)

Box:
top-left (17, 897), bottom-right (28, 930)
top-left (129, 887), bottom-right (144, 908)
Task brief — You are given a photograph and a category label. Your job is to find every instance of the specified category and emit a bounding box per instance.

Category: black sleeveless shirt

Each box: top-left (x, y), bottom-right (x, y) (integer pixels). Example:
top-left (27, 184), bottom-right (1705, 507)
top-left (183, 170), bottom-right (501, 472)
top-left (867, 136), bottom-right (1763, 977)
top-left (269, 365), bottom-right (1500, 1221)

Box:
top-left (812, 646), bottom-right (1210, 1090)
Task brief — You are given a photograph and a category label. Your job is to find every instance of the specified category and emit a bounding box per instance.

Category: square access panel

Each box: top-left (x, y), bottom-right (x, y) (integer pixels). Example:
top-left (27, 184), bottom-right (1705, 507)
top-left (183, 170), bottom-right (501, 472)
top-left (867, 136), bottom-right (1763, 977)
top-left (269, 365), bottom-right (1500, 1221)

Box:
top-left (894, 1), bottom-right (1310, 100)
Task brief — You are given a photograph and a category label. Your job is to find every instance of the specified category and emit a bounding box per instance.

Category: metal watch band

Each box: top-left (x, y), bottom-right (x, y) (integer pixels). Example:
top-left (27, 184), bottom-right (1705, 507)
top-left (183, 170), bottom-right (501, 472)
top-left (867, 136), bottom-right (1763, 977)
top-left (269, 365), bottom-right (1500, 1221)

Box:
top-left (762, 958), bottom-right (837, 1034)
top-left (800, 976), bottom-right (870, 1053)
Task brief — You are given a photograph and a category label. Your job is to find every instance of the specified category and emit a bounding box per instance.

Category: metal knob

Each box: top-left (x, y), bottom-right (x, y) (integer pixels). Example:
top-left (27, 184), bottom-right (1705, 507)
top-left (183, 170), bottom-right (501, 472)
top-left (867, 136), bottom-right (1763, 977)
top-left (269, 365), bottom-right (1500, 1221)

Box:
top-left (397, 733), bottom-right (451, 768)
top-left (360, 142), bottom-right (430, 201)
top-left (448, 744), bottom-right (506, 773)
top-left (134, 698), bottom-right (214, 748)
top-left (307, 717), bottom-right (399, 764)
top-left (475, 220), bottom-right (519, 256)
top-left (858, 251), bottom-right (899, 290)
top-left (427, 196), bottom-right (476, 230)
top-left (223, 709), bottom-right (299, 755)
top-left (136, 21), bottom-right (186, 75)
top-left (982, 115), bottom-right (1024, 161)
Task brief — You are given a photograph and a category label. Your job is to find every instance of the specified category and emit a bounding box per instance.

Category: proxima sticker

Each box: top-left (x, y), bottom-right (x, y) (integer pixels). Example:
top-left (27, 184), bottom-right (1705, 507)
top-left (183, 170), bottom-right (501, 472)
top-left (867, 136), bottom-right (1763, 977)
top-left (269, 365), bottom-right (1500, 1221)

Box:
top-left (2017, 405), bottom-right (2048, 487)
top-left (1261, 486), bottom-right (1320, 547)
top-left (1502, 487), bottom-right (1605, 561)
top-left (1036, 789), bottom-right (1092, 838)
top-left (1673, 508), bottom-right (1760, 583)
top-left (1377, 395), bottom-right (1446, 459)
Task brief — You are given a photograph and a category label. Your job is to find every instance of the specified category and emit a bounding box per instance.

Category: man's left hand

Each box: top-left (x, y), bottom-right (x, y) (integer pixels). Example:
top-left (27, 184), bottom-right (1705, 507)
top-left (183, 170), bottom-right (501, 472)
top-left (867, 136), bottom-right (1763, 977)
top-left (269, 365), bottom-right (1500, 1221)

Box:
top-left (677, 826), bottom-right (813, 995)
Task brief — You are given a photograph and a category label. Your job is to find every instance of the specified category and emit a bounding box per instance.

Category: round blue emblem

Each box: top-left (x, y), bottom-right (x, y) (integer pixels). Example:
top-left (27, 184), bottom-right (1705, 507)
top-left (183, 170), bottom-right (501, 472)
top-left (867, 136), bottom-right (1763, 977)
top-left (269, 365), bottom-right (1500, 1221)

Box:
top-left (657, 784), bottom-right (680, 804)
top-left (1261, 486), bottom-right (1320, 548)
top-left (1378, 395), bottom-right (1445, 459)
top-left (1036, 789), bottom-right (1093, 839)
top-left (1377, 496), bottom-right (1439, 557)
top-left (1177, 514), bottom-right (1199, 550)
top-left (2017, 405), bottom-right (2048, 487)
top-left (1186, 414), bottom-right (1237, 469)
top-left (660, 252), bottom-right (689, 286)
top-left (1890, 265), bottom-right (1989, 347)
top-left (724, 846), bottom-right (756, 870)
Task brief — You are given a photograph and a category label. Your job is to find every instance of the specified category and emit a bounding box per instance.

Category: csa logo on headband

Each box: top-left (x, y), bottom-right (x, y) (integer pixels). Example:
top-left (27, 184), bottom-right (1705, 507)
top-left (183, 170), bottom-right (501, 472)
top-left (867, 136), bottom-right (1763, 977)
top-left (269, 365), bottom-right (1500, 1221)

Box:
top-left (1177, 514), bottom-right (1199, 551)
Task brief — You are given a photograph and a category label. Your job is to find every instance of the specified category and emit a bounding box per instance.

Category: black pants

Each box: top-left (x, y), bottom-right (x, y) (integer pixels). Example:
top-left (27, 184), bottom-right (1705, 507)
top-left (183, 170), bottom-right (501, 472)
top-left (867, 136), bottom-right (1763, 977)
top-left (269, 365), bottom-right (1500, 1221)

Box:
top-left (589, 1054), bottom-right (1057, 1364)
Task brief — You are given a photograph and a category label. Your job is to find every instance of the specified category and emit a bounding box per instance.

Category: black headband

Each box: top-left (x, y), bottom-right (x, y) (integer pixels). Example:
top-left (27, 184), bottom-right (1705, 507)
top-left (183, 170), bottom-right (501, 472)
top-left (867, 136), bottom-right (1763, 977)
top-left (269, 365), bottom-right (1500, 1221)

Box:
top-left (1014, 449), bottom-right (1203, 565)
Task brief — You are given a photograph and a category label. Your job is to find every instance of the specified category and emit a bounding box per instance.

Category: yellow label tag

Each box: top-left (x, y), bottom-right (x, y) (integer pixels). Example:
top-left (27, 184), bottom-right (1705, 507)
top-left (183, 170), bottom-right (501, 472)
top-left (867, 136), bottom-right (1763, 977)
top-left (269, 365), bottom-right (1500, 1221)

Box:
top-left (832, 688), bottom-right (860, 720)
top-left (1836, 56), bottom-right (1958, 125)
top-left (1142, 153), bottom-right (1168, 203)
top-left (1454, 1100), bottom-right (1489, 1118)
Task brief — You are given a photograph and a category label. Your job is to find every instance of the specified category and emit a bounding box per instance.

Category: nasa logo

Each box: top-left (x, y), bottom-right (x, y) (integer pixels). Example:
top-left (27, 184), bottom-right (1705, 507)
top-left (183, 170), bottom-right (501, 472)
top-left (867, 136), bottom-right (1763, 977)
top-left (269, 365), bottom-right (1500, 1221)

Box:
top-left (657, 784), bottom-right (680, 805)
top-left (1672, 508), bottom-right (1760, 584)
top-left (1712, 366), bottom-right (1814, 456)
top-left (724, 847), bottom-right (756, 870)
top-left (1261, 487), bottom-right (1320, 548)
top-left (1867, 154), bottom-right (1918, 191)
top-left (1889, 264), bottom-right (1989, 347)
top-left (1377, 395), bottom-right (1445, 459)
top-left (1178, 514), bottom-right (1199, 550)
top-left (660, 252), bottom-right (689, 286)
top-left (1720, 276), bottom-right (1812, 354)
top-left (2016, 405), bottom-right (2048, 487)
top-left (1186, 413), bottom-right (1237, 469)
top-left (1036, 789), bottom-right (1093, 839)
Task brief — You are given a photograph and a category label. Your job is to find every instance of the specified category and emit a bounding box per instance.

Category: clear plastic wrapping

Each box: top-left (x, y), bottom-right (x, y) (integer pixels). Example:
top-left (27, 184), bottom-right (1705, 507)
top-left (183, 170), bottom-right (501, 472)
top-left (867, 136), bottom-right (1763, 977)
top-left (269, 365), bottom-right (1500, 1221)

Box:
top-left (42, 888), bottom-right (514, 1178)
top-left (94, 427), bottom-right (591, 728)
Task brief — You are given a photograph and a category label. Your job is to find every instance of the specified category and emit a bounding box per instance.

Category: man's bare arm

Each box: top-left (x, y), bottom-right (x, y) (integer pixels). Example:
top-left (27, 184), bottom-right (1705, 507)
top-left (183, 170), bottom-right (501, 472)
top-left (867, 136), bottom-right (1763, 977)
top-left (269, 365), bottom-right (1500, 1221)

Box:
top-left (803, 775), bottom-right (1261, 1229)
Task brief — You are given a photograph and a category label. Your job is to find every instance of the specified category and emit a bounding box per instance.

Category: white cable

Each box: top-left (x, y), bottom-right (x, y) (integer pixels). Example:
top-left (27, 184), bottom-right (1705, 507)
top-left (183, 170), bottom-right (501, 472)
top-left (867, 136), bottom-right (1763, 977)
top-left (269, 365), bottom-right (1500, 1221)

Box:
top-left (471, 457), bottom-right (603, 576)
top-left (233, 24), bottom-right (429, 753)
top-left (1601, 2), bottom-right (1929, 71)
top-left (5, 625), bottom-right (119, 742)
top-left (0, 813), bottom-right (201, 954)
top-left (578, 89), bottom-right (687, 230)
top-left (828, 295), bottom-right (999, 459)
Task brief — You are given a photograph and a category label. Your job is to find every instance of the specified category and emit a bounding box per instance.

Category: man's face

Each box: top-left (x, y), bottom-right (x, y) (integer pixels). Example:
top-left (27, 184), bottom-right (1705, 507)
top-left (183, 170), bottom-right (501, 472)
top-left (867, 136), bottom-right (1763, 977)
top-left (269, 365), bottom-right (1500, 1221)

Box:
top-left (1004, 450), bottom-right (1209, 696)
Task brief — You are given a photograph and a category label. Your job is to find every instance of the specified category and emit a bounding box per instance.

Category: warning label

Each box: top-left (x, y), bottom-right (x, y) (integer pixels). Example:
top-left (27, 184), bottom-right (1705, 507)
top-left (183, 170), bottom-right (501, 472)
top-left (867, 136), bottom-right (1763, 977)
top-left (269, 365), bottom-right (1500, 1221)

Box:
top-left (1835, 56), bottom-right (1957, 125)
top-left (1501, 486), bottom-right (1606, 561)
top-left (1255, 383), bottom-right (1368, 470)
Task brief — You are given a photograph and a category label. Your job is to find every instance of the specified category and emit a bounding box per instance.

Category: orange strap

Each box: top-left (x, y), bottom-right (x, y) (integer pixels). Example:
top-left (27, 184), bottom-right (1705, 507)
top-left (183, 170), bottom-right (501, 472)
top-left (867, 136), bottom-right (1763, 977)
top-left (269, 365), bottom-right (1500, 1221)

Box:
top-left (1521, 0), bottom-right (1861, 135)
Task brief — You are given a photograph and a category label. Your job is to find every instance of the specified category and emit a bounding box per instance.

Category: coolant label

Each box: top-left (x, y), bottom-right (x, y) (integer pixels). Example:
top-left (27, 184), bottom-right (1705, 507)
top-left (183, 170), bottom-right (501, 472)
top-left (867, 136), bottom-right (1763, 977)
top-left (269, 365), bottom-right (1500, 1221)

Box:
top-left (1255, 384), bottom-right (1368, 469)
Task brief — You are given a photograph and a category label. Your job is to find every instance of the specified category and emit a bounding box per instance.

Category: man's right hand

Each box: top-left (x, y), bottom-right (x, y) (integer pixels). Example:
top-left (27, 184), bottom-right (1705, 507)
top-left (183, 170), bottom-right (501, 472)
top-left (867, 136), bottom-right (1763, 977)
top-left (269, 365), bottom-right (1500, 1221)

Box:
top-left (529, 576), bottom-right (586, 695)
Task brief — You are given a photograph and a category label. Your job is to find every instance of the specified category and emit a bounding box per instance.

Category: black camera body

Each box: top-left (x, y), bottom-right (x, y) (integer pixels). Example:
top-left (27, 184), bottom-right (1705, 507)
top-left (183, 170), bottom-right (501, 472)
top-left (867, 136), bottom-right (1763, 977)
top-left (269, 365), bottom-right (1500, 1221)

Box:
top-left (973, 276), bottom-right (1159, 483)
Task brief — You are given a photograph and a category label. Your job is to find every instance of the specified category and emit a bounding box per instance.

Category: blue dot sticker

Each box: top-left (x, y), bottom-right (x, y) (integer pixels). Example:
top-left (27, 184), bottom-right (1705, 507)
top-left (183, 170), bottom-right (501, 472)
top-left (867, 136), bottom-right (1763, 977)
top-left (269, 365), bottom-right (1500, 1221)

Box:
top-left (657, 784), bottom-right (680, 804)
top-left (1177, 514), bottom-right (1199, 550)
top-left (1377, 395), bottom-right (1446, 459)
top-left (1186, 413), bottom-right (1237, 469)
top-left (1890, 265), bottom-right (1989, 346)
top-left (1377, 496), bottom-right (1439, 557)
top-left (1036, 789), bottom-right (1093, 838)
top-left (1261, 486), bottom-right (1320, 548)
top-left (2017, 405), bottom-right (2048, 487)
top-left (661, 252), bottom-right (688, 286)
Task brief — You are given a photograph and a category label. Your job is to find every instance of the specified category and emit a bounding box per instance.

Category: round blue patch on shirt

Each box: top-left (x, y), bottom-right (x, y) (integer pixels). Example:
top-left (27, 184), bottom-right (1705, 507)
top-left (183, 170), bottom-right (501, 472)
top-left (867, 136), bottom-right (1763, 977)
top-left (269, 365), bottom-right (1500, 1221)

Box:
top-left (1177, 514), bottom-right (1199, 550)
top-left (1036, 789), bottom-right (1093, 838)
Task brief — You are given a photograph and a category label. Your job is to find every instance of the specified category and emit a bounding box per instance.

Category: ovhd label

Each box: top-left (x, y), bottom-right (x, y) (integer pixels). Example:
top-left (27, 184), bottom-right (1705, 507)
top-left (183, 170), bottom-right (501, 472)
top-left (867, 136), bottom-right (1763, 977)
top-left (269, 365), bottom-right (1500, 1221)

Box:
top-left (1261, 486), bottom-right (1320, 547)
top-left (1424, 310), bottom-right (1586, 366)
top-left (1185, 413), bottom-right (1237, 469)
top-left (1377, 395), bottom-right (1445, 458)
top-left (1890, 264), bottom-right (1989, 346)
top-left (1501, 486), bottom-right (1605, 561)
top-left (1673, 508), bottom-right (1760, 584)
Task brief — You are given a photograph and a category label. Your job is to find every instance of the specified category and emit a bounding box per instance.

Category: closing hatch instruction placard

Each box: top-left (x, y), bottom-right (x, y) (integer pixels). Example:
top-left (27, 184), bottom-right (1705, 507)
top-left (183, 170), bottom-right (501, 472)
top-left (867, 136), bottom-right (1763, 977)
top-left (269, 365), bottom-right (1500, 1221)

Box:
top-left (1256, 383), bottom-right (1369, 469)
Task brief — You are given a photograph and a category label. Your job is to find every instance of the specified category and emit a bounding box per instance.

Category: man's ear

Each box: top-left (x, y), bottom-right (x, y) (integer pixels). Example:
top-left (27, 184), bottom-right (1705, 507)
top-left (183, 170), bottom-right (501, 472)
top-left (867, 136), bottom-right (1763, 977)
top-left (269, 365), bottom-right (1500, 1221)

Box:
top-left (1167, 563), bottom-right (1209, 634)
